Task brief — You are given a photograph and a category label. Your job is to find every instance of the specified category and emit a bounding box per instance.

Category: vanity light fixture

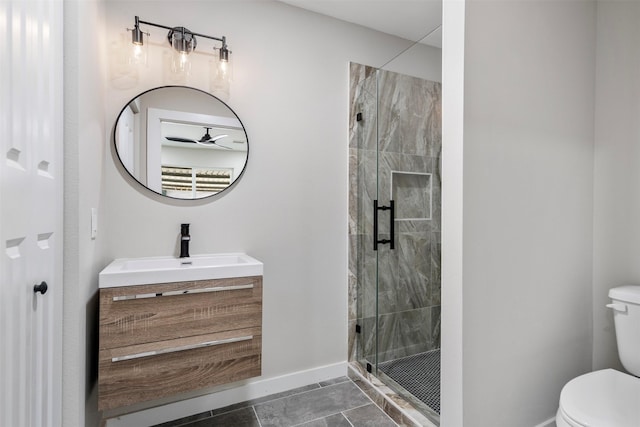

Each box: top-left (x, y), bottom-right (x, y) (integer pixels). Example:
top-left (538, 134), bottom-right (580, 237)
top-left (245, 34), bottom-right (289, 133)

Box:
top-left (129, 16), bottom-right (149, 66)
top-left (128, 15), bottom-right (232, 83)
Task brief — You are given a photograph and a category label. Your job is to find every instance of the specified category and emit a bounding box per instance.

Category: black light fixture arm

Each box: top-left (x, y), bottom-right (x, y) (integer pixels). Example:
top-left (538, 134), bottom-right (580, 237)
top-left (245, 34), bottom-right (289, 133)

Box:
top-left (131, 15), bottom-right (229, 50)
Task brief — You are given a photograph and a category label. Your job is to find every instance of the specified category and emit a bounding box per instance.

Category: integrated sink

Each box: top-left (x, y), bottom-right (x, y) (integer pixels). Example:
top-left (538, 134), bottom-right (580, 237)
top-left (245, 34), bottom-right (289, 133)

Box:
top-left (99, 253), bottom-right (263, 288)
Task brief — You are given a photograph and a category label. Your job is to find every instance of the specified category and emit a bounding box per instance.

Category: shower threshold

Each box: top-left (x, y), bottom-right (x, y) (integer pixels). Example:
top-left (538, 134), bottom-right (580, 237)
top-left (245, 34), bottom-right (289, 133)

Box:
top-left (378, 349), bottom-right (441, 417)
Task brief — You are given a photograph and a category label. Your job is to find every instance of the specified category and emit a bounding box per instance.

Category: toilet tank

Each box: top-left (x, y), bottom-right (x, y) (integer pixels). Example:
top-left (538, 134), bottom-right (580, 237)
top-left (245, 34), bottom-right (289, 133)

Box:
top-left (608, 286), bottom-right (640, 376)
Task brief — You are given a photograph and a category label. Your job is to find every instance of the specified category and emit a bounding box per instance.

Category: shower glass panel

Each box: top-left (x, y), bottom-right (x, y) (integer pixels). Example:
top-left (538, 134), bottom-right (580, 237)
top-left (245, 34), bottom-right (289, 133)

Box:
top-left (351, 65), bottom-right (378, 369)
top-left (350, 61), bottom-right (441, 424)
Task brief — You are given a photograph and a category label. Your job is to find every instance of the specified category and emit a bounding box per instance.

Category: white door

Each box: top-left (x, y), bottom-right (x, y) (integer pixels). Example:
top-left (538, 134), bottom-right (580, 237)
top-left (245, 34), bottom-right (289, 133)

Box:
top-left (0, 1), bottom-right (63, 426)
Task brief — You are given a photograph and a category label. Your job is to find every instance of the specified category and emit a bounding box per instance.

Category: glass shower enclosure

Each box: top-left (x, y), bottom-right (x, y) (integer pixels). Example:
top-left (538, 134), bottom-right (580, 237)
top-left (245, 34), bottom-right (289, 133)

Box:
top-left (348, 62), bottom-right (442, 423)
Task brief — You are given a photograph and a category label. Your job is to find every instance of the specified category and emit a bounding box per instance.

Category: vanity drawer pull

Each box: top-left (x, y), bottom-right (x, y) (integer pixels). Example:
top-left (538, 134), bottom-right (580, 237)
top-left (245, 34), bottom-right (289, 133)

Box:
top-left (112, 283), bottom-right (254, 301)
top-left (111, 335), bottom-right (254, 362)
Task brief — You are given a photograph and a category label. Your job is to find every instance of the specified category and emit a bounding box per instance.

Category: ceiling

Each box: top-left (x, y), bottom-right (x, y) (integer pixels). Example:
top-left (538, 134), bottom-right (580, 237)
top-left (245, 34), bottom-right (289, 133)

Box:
top-left (278, 0), bottom-right (442, 48)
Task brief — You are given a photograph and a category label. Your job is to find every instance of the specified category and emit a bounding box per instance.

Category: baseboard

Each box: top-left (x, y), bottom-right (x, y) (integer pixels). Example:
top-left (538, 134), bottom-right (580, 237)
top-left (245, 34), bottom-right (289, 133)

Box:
top-left (104, 361), bottom-right (348, 427)
top-left (534, 416), bottom-right (556, 427)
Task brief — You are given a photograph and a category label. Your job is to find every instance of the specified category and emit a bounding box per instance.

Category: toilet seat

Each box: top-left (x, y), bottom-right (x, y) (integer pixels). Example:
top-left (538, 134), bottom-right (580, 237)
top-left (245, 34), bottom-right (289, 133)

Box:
top-left (557, 369), bottom-right (640, 427)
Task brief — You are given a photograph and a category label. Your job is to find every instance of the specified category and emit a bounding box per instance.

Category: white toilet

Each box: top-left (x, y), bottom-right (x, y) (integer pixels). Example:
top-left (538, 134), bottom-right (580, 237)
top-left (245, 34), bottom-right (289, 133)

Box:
top-left (556, 286), bottom-right (640, 427)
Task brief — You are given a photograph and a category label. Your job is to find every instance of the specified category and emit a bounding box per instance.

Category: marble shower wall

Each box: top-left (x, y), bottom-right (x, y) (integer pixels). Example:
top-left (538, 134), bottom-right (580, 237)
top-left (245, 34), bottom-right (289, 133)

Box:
top-left (348, 62), bottom-right (442, 364)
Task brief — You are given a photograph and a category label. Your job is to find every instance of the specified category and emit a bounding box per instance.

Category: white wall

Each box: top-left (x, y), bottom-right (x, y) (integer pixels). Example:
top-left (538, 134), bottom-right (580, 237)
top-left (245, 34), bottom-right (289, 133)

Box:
top-left (63, 1), bottom-right (109, 427)
top-left (592, 0), bottom-right (640, 371)
top-left (93, 0), bottom-right (441, 424)
top-left (460, 1), bottom-right (596, 425)
top-left (440, 0), bottom-right (465, 425)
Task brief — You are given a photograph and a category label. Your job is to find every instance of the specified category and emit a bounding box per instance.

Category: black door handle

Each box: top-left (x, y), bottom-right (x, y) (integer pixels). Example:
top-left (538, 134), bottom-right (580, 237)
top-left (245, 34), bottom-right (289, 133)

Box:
top-left (373, 200), bottom-right (395, 251)
top-left (33, 281), bottom-right (48, 295)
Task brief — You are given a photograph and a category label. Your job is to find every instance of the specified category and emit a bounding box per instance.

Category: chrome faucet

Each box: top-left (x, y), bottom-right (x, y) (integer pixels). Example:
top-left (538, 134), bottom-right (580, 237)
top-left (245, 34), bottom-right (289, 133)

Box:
top-left (180, 223), bottom-right (190, 258)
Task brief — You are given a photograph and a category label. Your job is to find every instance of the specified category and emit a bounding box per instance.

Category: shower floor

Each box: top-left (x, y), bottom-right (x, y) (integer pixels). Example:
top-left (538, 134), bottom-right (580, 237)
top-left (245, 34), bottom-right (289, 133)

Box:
top-left (378, 349), bottom-right (441, 415)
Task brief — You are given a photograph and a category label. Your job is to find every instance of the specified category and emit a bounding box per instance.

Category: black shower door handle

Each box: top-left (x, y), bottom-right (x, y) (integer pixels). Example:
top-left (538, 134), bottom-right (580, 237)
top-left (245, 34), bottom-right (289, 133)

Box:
top-left (373, 199), bottom-right (395, 251)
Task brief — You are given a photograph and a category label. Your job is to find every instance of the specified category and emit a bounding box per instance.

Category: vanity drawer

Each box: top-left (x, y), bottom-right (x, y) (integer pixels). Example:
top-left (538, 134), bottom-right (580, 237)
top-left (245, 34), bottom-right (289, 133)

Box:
top-left (99, 276), bottom-right (262, 349)
top-left (98, 326), bottom-right (262, 410)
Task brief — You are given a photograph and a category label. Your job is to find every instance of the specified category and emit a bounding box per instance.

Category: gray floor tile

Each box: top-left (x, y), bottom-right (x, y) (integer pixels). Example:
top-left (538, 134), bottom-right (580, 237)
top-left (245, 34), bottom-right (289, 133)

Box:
top-left (211, 383), bottom-right (322, 416)
top-left (296, 413), bottom-right (353, 427)
top-left (343, 404), bottom-right (398, 427)
top-left (318, 376), bottom-right (350, 387)
top-left (187, 407), bottom-right (260, 427)
top-left (254, 381), bottom-right (371, 427)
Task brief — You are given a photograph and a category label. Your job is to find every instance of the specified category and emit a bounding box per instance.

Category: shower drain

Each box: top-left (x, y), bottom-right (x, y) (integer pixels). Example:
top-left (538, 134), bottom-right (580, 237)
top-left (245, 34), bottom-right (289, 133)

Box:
top-left (378, 349), bottom-right (441, 414)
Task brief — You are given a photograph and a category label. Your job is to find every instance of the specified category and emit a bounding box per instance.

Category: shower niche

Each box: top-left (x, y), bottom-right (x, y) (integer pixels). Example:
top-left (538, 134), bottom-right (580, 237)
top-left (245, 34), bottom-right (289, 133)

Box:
top-left (392, 172), bottom-right (433, 221)
top-left (348, 62), bottom-right (442, 424)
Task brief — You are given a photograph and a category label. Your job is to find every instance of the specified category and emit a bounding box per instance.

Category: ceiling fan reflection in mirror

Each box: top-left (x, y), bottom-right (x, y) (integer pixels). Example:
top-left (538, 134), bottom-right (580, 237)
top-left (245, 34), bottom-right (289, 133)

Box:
top-left (165, 127), bottom-right (232, 149)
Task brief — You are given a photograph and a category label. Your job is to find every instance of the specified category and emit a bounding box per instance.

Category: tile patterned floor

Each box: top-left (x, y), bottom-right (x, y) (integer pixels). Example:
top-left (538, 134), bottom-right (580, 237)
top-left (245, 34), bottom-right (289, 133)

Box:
top-left (154, 377), bottom-right (398, 427)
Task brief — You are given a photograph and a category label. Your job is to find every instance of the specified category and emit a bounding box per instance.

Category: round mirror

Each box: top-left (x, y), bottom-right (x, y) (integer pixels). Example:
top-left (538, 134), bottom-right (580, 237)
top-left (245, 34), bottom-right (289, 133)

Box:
top-left (114, 86), bottom-right (248, 199)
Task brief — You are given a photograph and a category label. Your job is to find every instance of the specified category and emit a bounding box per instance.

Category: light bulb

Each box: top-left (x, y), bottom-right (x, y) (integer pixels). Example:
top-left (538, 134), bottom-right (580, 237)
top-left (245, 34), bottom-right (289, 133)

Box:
top-left (219, 60), bottom-right (228, 74)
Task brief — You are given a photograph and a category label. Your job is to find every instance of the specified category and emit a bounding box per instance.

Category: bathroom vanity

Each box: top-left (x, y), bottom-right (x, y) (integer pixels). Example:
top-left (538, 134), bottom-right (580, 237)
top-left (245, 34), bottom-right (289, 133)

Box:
top-left (97, 254), bottom-right (263, 411)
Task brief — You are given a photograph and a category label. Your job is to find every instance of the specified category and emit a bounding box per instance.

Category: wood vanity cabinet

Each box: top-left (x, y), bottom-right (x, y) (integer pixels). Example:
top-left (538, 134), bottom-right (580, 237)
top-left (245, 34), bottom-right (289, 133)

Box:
top-left (97, 275), bottom-right (262, 411)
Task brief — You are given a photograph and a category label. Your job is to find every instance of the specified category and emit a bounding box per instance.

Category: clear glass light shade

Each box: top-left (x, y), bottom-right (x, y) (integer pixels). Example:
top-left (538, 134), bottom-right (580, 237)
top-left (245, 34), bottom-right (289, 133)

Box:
top-left (168, 29), bottom-right (195, 79)
top-left (109, 33), bottom-right (138, 89)
top-left (130, 41), bottom-right (148, 66)
top-left (210, 54), bottom-right (232, 100)
top-left (171, 49), bottom-right (192, 77)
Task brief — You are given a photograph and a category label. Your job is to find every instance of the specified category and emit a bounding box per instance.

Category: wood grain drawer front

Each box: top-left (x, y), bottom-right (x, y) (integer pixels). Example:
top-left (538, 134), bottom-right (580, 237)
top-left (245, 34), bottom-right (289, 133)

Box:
top-left (99, 276), bottom-right (262, 350)
top-left (98, 327), bottom-right (262, 411)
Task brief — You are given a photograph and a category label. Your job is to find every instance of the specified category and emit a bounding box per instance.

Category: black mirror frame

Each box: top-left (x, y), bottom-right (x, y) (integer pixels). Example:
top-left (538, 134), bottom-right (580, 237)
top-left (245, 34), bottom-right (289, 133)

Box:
top-left (113, 85), bottom-right (249, 200)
